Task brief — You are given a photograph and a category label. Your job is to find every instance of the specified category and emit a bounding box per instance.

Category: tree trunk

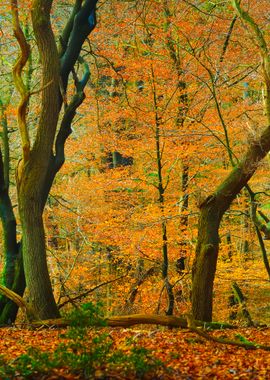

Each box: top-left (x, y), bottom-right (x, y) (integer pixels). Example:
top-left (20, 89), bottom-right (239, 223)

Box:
top-left (18, 187), bottom-right (59, 319)
top-left (180, 165), bottom-right (189, 226)
top-left (0, 131), bottom-right (24, 323)
top-left (12, 0), bottom-right (62, 320)
top-left (124, 266), bottom-right (155, 310)
top-left (192, 128), bottom-right (270, 321)
top-left (0, 246), bottom-right (25, 324)
top-left (0, 193), bottom-right (18, 291)
top-left (9, 0), bottom-right (97, 322)
top-left (192, 199), bottom-right (223, 321)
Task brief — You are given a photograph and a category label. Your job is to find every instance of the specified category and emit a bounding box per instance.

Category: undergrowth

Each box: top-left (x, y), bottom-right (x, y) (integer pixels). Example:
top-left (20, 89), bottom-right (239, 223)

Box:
top-left (0, 302), bottom-right (164, 379)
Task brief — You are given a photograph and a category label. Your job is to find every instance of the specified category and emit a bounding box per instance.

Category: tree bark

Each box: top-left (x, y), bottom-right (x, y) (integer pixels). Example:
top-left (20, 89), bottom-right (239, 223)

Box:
top-left (29, 314), bottom-right (235, 330)
top-left (19, 195), bottom-right (59, 319)
top-left (13, 0), bottom-right (61, 320)
top-left (0, 106), bottom-right (24, 324)
top-left (0, 246), bottom-right (25, 325)
top-left (192, 127), bottom-right (270, 320)
top-left (192, 199), bottom-right (222, 321)
top-left (9, 0), bottom-right (97, 321)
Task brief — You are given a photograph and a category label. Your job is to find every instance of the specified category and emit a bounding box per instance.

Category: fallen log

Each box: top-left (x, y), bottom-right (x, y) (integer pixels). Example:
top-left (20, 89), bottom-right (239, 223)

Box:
top-left (0, 284), bottom-right (235, 330)
top-left (22, 315), bottom-right (270, 352)
top-left (29, 314), bottom-right (235, 330)
top-left (108, 314), bottom-right (187, 328)
top-left (106, 314), bottom-right (235, 329)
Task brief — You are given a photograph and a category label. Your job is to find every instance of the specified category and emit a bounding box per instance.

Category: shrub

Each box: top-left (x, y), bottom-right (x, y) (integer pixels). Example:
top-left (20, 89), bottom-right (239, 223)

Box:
top-left (0, 302), bottom-right (164, 379)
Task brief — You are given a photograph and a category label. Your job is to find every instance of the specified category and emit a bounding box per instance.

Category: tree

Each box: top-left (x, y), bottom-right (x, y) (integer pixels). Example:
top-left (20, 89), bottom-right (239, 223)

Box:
top-left (8, 0), bottom-right (98, 320)
top-left (0, 97), bottom-right (25, 324)
top-left (192, 0), bottom-right (270, 321)
top-left (0, 11), bottom-right (29, 324)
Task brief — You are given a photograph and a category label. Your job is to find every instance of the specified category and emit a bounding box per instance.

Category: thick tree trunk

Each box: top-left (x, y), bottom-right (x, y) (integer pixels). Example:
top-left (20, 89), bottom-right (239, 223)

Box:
top-left (13, 0), bottom-right (61, 320)
top-left (192, 199), bottom-right (223, 321)
top-left (18, 190), bottom-right (59, 319)
top-left (9, 1), bottom-right (97, 322)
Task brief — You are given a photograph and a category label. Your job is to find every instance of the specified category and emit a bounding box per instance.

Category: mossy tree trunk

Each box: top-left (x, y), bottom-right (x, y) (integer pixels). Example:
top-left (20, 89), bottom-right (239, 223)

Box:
top-left (0, 101), bottom-right (25, 324)
top-left (0, 244), bottom-right (25, 324)
top-left (11, 0), bottom-right (98, 320)
top-left (193, 125), bottom-right (270, 320)
top-left (193, 149), bottom-right (270, 320)
top-left (15, 0), bottom-right (62, 319)
top-left (0, 154), bottom-right (24, 324)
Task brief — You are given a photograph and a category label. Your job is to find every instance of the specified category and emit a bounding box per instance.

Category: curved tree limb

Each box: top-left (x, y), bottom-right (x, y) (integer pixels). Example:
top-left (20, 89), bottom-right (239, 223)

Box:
top-left (60, 0), bottom-right (98, 90)
top-left (10, 0), bottom-right (30, 162)
top-left (0, 284), bottom-right (35, 321)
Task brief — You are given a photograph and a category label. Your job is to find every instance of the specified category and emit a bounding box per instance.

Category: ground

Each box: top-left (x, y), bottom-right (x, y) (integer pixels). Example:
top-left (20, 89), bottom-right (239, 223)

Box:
top-left (0, 254), bottom-right (269, 379)
top-left (0, 325), bottom-right (269, 379)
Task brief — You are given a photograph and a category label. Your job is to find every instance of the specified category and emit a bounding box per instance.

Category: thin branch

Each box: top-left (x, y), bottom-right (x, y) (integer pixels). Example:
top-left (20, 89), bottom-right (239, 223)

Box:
top-left (58, 272), bottom-right (129, 309)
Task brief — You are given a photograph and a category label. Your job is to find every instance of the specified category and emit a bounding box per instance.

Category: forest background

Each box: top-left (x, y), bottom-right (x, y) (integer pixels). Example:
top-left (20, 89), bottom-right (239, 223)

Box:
top-left (0, 0), bottom-right (269, 378)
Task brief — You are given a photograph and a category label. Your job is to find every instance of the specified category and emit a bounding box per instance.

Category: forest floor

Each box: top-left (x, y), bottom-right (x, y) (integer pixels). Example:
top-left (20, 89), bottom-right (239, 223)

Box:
top-left (0, 254), bottom-right (269, 379)
top-left (0, 324), bottom-right (269, 379)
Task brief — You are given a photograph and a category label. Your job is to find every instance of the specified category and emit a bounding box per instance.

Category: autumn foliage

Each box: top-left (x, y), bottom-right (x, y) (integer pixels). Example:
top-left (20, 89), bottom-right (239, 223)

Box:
top-left (0, 0), bottom-right (269, 378)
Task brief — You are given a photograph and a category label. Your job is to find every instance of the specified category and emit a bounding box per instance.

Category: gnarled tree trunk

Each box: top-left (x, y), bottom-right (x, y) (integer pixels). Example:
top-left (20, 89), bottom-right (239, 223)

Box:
top-left (11, 0), bottom-right (98, 320)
